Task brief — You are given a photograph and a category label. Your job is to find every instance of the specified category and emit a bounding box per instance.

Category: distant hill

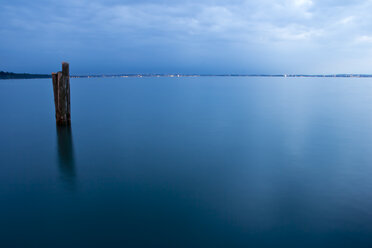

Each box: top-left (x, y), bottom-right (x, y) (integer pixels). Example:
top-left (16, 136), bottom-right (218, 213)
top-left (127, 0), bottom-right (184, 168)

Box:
top-left (0, 71), bottom-right (51, 79)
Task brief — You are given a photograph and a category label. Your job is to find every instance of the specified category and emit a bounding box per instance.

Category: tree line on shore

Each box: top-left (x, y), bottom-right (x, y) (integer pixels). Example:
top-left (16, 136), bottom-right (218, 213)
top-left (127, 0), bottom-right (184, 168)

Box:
top-left (0, 71), bottom-right (50, 79)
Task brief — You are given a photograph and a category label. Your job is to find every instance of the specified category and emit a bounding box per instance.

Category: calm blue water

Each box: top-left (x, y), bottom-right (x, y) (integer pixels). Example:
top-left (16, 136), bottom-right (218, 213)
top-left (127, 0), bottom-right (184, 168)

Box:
top-left (1, 77), bottom-right (372, 247)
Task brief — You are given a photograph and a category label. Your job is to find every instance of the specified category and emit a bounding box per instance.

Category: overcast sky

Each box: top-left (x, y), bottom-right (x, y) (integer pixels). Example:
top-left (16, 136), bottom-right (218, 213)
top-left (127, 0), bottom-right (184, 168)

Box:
top-left (1, 0), bottom-right (372, 74)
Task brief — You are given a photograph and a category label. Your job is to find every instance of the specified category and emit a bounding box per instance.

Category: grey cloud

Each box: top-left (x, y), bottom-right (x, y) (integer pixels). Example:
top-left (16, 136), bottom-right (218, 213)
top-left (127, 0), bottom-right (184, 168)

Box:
top-left (1, 0), bottom-right (372, 74)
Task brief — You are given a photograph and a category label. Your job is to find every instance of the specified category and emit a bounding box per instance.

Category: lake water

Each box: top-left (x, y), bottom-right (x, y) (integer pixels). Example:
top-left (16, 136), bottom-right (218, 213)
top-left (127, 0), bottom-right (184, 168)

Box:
top-left (1, 77), bottom-right (372, 247)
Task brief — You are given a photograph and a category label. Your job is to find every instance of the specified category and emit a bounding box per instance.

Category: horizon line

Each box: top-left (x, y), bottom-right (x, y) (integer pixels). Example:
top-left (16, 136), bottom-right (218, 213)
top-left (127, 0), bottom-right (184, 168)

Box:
top-left (3, 71), bottom-right (372, 80)
top-left (71, 73), bottom-right (372, 78)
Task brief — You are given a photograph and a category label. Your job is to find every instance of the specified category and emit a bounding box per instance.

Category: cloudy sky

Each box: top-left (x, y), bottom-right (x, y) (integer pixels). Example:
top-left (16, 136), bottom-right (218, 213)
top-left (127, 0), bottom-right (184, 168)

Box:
top-left (1, 0), bottom-right (372, 74)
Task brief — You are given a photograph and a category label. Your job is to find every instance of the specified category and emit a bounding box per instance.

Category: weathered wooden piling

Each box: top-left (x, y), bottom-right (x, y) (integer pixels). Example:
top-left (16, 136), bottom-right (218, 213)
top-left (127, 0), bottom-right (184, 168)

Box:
top-left (52, 62), bottom-right (71, 125)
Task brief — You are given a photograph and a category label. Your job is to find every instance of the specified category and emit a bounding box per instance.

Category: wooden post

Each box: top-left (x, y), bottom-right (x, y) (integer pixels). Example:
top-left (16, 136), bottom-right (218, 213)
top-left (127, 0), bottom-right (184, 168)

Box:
top-left (52, 62), bottom-right (71, 125)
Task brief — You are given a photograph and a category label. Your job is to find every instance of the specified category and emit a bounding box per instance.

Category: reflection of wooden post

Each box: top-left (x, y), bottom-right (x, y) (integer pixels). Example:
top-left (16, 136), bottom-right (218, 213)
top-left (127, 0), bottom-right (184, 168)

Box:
top-left (52, 62), bottom-right (71, 125)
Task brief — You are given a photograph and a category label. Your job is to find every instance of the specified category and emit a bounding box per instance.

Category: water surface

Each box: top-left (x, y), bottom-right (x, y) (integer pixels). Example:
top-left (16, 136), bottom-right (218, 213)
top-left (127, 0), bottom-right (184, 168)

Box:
top-left (1, 77), bottom-right (372, 247)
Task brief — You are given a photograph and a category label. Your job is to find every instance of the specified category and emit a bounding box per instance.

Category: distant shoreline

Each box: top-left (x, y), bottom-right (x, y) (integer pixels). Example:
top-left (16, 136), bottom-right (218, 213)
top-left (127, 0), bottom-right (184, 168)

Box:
top-left (0, 71), bottom-right (51, 80)
top-left (2, 71), bottom-right (372, 80)
top-left (70, 74), bottom-right (372, 78)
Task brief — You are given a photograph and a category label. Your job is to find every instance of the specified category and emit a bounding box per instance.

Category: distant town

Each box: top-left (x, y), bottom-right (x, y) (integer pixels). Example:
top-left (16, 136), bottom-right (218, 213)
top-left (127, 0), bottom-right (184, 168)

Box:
top-left (2, 71), bottom-right (372, 80)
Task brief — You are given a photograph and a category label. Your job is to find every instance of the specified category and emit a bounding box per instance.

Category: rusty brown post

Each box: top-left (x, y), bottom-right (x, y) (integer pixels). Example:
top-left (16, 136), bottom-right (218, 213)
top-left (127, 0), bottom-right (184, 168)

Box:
top-left (52, 62), bottom-right (71, 125)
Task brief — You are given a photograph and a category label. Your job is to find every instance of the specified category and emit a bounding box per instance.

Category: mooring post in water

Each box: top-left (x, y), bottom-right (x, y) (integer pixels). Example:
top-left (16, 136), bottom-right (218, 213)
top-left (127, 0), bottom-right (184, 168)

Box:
top-left (52, 62), bottom-right (71, 125)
